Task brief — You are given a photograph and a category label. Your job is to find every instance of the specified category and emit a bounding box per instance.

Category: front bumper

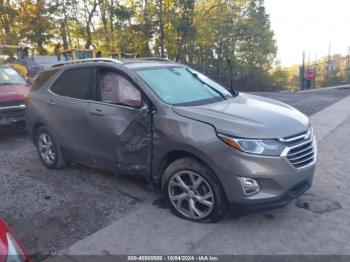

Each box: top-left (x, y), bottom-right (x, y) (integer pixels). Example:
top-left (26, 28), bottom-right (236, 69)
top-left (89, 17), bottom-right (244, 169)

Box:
top-left (0, 116), bottom-right (25, 127)
top-left (229, 176), bottom-right (313, 216)
top-left (0, 105), bottom-right (26, 127)
top-left (205, 136), bottom-right (317, 215)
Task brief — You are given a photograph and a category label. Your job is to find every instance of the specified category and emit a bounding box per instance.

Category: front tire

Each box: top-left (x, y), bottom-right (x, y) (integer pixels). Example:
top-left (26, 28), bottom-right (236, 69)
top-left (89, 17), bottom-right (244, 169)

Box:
top-left (35, 126), bottom-right (66, 169)
top-left (162, 158), bottom-right (227, 222)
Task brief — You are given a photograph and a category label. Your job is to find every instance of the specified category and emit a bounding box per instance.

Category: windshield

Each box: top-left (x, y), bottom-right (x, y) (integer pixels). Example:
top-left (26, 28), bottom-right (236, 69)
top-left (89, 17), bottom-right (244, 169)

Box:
top-left (186, 68), bottom-right (234, 98)
top-left (136, 66), bottom-right (232, 106)
top-left (0, 67), bottom-right (26, 86)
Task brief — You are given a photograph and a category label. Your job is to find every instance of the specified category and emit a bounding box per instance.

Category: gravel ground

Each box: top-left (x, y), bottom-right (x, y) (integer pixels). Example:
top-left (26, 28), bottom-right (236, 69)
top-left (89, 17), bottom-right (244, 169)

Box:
top-left (1, 87), bottom-right (350, 260)
top-left (251, 87), bottom-right (350, 116)
top-left (0, 131), bottom-right (151, 261)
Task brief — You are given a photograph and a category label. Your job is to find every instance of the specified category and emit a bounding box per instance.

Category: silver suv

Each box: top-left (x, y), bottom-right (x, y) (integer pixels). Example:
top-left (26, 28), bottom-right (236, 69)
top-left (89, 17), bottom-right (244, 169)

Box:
top-left (26, 58), bottom-right (317, 222)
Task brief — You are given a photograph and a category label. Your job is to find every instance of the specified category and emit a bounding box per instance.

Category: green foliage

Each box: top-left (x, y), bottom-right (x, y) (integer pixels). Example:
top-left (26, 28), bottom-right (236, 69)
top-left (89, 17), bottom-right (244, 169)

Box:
top-left (17, 0), bottom-right (52, 54)
top-left (0, 0), bottom-right (279, 91)
top-left (271, 65), bottom-right (289, 91)
top-left (234, 0), bottom-right (277, 90)
top-left (0, 0), bottom-right (20, 45)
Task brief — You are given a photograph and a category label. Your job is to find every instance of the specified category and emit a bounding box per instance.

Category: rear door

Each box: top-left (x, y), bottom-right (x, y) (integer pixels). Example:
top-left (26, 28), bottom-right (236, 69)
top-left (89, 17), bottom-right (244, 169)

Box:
top-left (46, 67), bottom-right (93, 163)
top-left (86, 68), bottom-right (152, 175)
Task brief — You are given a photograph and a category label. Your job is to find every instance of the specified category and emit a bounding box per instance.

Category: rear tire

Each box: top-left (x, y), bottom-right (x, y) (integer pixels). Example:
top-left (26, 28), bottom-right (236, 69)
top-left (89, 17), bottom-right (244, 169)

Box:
top-left (162, 157), bottom-right (228, 222)
top-left (35, 126), bottom-right (67, 169)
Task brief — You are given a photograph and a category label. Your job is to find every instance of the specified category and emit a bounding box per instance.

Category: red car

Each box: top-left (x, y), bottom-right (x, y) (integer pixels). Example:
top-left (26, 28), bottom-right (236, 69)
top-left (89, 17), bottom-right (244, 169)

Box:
top-left (0, 218), bottom-right (29, 262)
top-left (0, 65), bottom-right (30, 128)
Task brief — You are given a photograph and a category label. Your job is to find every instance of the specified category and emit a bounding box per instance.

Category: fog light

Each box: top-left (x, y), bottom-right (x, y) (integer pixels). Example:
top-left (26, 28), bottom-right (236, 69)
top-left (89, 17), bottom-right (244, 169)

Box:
top-left (238, 177), bottom-right (260, 196)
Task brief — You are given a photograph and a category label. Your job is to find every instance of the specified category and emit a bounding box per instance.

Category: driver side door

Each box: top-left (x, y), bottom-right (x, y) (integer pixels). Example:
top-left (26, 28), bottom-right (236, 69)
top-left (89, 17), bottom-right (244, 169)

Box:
top-left (86, 68), bottom-right (153, 176)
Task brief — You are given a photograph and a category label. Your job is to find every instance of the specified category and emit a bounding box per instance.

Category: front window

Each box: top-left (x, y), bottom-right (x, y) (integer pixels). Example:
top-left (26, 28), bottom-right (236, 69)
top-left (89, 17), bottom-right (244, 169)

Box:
top-left (99, 70), bottom-right (143, 108)
top-left (136, 66), bottom-right (232, 106)
top-left (0, 67), bottom-right (26, 86)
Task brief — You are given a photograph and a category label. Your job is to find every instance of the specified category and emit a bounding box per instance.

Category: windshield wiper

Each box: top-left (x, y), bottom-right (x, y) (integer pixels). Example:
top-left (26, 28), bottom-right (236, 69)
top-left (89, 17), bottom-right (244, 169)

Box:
top-left (186, 68), bottom-right (227, 100)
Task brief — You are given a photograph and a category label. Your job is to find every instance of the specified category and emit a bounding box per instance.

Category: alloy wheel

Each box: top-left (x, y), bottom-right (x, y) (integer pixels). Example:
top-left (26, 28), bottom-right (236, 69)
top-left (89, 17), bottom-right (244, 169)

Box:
top-left (168, 170), bottom-right (215, 220)
top-left (38, 132), bottom-right (56, 165)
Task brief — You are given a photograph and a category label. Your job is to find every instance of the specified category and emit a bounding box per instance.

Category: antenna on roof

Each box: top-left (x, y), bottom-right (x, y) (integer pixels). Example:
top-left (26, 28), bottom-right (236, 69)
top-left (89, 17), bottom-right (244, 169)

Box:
top-left (226, 58), bottom-right (234, 94)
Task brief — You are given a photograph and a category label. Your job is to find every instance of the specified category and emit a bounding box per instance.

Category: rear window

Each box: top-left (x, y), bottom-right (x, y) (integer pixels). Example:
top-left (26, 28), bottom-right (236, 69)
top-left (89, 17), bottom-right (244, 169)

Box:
top-left (32, 69), bottom-right (58, 91)
top-left (51, 68), bottom-right (93, 100)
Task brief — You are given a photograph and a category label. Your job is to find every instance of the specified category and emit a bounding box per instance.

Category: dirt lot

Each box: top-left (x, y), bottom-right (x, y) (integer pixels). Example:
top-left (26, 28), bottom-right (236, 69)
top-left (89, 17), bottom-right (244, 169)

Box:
top-left (1, 88), bottom-right (350, 260)
top-left (0, 131), bottom-right (151, 260)
top-left (252, 87), bottom-right (350, 115)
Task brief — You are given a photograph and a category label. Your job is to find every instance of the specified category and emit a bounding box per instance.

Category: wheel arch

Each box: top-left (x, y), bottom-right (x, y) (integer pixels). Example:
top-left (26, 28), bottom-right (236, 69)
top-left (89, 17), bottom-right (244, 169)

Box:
top-left (31, 121), bottom-right (46, 141)
top-left (156, 150), bottom-right (220, 190)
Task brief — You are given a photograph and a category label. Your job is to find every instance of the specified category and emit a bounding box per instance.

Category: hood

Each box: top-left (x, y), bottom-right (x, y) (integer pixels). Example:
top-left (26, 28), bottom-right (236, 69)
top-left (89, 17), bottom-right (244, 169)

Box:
top-left (173, 93), bottom-right (309, 139)
top-left (0, 84), bottom-right (29, 104)
top-left (0, 218), bottom-right (8, 261)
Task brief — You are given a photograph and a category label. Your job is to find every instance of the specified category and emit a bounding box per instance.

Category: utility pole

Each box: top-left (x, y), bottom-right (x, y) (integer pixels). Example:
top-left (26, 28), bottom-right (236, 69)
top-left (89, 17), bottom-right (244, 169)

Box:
top-left (313, 54), bottom-right (317, 88)
top-left (159, 0), bottom-right (164, 58)
top-left (299, 51), bottom-right (305, 90)
top-left (326, 43), bottom-right (331, 86)
top-left (347, 46), bottom-right (350, 83)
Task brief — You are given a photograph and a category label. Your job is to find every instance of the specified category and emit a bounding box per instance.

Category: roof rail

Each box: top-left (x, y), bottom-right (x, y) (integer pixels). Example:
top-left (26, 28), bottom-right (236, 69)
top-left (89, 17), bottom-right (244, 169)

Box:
top-left (131, 57), bottom-right (174, 62)
top-left (51, 58), bottom-right (123, 68)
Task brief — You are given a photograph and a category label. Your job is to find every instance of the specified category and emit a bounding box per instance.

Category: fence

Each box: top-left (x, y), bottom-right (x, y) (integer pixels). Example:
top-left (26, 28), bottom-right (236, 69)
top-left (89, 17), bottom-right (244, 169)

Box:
top-left (300, 48), bottom-right (350, 90)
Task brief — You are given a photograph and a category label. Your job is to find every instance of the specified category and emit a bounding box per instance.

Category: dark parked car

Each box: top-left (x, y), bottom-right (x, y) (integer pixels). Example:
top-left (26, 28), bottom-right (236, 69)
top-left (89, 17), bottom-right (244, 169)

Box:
top-left (26, 58), bottom-right (317, 222)
top-left (0, 66), bottom-right (30, 128)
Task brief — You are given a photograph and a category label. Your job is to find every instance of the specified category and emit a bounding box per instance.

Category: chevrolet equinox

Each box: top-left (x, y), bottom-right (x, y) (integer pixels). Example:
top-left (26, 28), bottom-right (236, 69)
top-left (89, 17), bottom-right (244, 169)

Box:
top-left (26, 58), bottom-right (317, 222)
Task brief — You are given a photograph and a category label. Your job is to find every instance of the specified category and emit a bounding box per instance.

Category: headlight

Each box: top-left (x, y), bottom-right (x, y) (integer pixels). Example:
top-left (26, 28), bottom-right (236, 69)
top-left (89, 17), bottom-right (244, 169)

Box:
top-left (6, 233), bottom-right (26, 262)
top-left (218, 134), bottom-right (285, 156)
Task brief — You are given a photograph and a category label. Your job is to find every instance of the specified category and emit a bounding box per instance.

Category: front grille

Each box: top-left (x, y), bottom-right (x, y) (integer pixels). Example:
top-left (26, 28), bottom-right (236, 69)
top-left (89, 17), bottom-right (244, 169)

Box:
top-left (0, 100), bottom-right (24, 108)
top-left (0, 109), bottom-right (25, 117)
top-left (281, 130), bottom-right (316, 169)
top-left (0, 101), bottom-right (26, 118)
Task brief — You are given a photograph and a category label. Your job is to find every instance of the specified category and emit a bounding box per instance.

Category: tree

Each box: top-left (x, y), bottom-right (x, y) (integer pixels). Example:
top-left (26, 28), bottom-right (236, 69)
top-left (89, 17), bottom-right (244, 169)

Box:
top-left (0, 0), bottom-right (18, 44)
top-left (271, 64), bottom-right (289, 90)
top-left (17, 0), bottom-right (52, 54)
top-left (82, 0), bottom-right (102, 49)
top-left (172, 0), bottom-right (196, 62)
top-left (48, 0), bottom-right (80, 49)
top-left (155, 0), bottom-right (164, 57)
top-left (234, 0), bottom-right (277, 90)
top-left (1, 0), bottom-right (281, 91)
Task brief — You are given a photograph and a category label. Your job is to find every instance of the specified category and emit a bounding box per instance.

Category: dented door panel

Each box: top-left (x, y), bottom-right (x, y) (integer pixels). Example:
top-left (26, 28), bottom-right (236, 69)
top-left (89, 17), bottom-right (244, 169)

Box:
top-left (86, 101), bottom-right (152, 175)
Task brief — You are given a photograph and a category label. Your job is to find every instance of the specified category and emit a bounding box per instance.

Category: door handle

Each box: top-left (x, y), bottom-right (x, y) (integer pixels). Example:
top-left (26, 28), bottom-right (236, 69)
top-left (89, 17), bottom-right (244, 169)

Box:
top-left (89, 108), bottom-right (105, 116)
top-left (46, 99), bottom-right (56, 105)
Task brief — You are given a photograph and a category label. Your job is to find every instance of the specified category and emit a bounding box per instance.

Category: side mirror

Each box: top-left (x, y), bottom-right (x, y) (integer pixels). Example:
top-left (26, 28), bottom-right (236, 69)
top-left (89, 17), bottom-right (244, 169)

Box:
top-left (139, 104), bottom-right (150, 114)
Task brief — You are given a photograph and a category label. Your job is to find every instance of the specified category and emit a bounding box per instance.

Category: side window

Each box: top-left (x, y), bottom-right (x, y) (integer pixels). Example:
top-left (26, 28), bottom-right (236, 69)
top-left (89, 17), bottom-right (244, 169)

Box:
top-left (100, 71), bottom-right (143, 108)
top-left (51, 68), bottom-right (92, 100)
top-left (32, 69), bottom-right (58, 91)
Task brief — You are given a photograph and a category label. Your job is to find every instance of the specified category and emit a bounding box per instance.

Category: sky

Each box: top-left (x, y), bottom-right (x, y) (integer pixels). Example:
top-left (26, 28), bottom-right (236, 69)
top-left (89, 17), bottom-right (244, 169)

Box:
top-left (264, 0), bottom-right (350, 67)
